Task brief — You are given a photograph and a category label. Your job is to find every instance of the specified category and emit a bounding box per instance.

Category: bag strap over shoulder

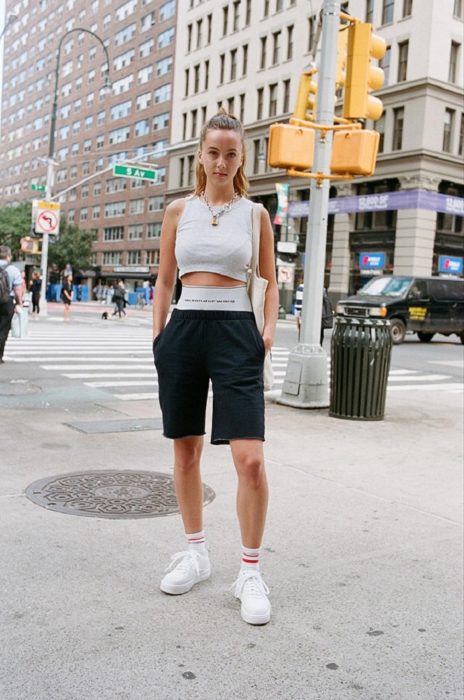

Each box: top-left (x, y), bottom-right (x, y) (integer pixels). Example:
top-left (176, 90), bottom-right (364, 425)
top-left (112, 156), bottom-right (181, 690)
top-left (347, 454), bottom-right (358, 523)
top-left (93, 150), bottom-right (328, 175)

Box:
top-left (250, 202), bottom-right (263, 276)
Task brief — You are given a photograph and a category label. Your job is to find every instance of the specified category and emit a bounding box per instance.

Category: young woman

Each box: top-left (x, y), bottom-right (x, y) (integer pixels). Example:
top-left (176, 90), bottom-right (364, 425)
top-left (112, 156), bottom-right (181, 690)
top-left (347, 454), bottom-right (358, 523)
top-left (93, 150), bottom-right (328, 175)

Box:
top-left (153, 111), bottom-right (278, 625)
top-left (29, 271), bottom-right (42, 317)
top-left (61, 274), bottom-right (73, 322)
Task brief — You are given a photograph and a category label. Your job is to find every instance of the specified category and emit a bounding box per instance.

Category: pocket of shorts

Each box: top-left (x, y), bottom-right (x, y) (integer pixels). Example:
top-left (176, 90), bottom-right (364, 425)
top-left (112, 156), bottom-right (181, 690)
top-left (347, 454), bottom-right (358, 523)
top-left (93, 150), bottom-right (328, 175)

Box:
top-left (252, 323), bottom-right (266, 357)
top-left (152, 328), bottom-right (165, 356)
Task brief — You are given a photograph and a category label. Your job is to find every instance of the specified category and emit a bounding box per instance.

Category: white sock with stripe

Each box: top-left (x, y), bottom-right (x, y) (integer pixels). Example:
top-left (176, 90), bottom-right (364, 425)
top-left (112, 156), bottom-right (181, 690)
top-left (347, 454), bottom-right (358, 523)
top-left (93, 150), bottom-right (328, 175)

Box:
top-left (186, 530), bottom-right (207, 554)
top-left (241, 544), bottom-right (260, 570)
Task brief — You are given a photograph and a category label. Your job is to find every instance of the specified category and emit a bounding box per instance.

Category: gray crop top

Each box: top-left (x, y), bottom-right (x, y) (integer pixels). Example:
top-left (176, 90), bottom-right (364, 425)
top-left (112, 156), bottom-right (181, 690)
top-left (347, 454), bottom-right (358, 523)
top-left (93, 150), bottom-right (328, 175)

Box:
top-left (175, 196), bottom-right (253, 283)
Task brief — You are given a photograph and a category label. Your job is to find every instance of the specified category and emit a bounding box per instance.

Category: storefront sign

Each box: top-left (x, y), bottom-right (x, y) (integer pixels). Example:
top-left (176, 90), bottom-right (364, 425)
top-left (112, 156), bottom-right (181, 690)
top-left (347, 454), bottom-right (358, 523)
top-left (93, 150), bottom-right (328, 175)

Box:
top-left (288, 190), bottom-right (464, 218)
top-left (359, 252), bottom-right (386, 270)
top-left (113, 266), bottom-right (149, 274)
top-left (438, 255), bottom-right (463, 275)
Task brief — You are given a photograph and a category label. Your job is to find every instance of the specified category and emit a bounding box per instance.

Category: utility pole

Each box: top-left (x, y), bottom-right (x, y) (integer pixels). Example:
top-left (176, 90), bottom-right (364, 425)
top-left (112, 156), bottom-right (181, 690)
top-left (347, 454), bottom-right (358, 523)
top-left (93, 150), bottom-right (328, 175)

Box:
top-left (39, 28), bottom-right (112, 316)
top-left (278, 0), bottom-right (340, 408)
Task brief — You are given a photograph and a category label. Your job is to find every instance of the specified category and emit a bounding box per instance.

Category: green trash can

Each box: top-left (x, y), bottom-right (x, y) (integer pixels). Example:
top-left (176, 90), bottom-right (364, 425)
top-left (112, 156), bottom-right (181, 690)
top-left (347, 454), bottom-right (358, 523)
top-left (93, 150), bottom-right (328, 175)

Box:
top-left (330, 317), bottom-right (392, 420)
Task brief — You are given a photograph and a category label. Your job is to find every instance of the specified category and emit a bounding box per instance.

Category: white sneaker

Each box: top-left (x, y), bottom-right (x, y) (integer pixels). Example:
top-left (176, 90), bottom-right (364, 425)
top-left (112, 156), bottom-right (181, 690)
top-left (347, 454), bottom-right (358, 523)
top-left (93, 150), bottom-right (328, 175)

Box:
top-left (232, 569), bottom-right (271, 625)
top-left (160, 550), bottom-right (211, 595)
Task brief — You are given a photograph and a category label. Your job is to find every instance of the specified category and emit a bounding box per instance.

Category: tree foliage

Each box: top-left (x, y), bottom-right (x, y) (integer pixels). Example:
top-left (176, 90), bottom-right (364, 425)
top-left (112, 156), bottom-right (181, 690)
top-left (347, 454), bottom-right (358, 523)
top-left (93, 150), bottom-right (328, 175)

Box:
top-left (48, 219), bottom-right (94, 272)
top-left (0, 203), bottom-right (33, 255)
top-left (0, 203), bottom-right (93, 271)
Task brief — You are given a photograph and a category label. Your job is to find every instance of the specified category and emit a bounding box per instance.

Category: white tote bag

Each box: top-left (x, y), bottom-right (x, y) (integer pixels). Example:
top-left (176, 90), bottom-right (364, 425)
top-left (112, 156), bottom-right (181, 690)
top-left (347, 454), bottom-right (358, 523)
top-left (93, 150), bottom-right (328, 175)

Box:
top-left (248, 203), bottom-right (275, 391)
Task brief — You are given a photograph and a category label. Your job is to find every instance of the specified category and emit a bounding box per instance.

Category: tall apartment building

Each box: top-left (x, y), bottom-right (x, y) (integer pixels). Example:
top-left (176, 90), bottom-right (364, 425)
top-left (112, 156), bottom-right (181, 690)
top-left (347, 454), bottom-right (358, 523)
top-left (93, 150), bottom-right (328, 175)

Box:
top-left (168, 0), bottom-right (464, 297)
top-left (0, 0), bottom-right (177, 287)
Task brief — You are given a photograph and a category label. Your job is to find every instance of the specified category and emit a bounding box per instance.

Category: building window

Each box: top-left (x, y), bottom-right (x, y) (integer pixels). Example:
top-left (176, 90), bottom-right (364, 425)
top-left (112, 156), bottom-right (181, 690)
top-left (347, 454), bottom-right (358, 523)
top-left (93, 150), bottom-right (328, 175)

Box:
top-left (182, 113), bottom-right (187, 140)
top-left (449, 42), bottom-right (460, 83)
top-left (276, 0), bottom-right (283, 10)
top-left (205, 60), bottom-right (210, 90)
top-left (458, 113), bottom-right (464, 156)
top-left (260, 37), bottom-right (267, 70)
top-left (269, 83), bottom-right (278, 117)
top-left (196, 18), bottom-right (203, 48)
top-left (242, 45), bottom-right (248, 77)
top-left (366, 0), bottom-right (374, 22)
top-left (146, 250), bottom-right (160, 266)
top-left (376, 114), bottom-right (385, 153)
top-left (245, 0), bottom-right (252, 26)
top-left (223, 6), bottom-right (228, 36)
top-left (148, 196), bottom-right (164, 212)
top-left (194, 64), bottom-right (200, 93)
top-left (272, 31), bottom-right (281, 64)
top-left (381, 0), bottom-right (394, 24)
top-left (283, 79), bottom-right (290, 113)
top-left (187, 24), bottom-right (192, 52)
top-left (147, 223), bottom-right (162, 238)
top-left (239, 93), bottom-right (245, 122)
top-left (227, 96), bottom-right (235, 114)
top-left (129, 199), bottom-right (145, 215)
top-left (207, 14), bottom-right (212, 44)
top-left (191, 109), bottom-right (198, 138)
top-left (443, 109), bottom-right (455, 152)
top-left (402, 0), bottom-right (413, 17)
top-left (230, 49), bottom-right (237, 80)
top-left (179, 157), bottom-right (185, 187)
top-left (184, 68), bottom-right (189, 97)
top-left (287, 26), bottom-right (294, 60)
top-left (233, 1), bottom-right (240, 31)
top-left (392, 107), bottom-right (404, 150)
top-left (264, 0), bottom-right (270, 18)
top-left (397, 40), bottom-right (408, 82)
top-left (253, 139), bottom-right (261, 173)
top-left (308, 16), bottom-right (316, 53)
top-left (257, 87), bottom-right (264, 120)
top-left (104, 226), bottom-right (124, 241)
top-left (187, 155), bottom-right (195, 186)
top-left (127, 250), bottom-right (141, 265)
top-left (220, 54), bottom-right (225, 84)
top-left (454, 0), bottom-right (463, 19)
top-left (128, 224), bottom-right (143, 239)
top-left (103, 251), bottom-right (122, 265)
top-left (380, 45), bottom-right (391, 86)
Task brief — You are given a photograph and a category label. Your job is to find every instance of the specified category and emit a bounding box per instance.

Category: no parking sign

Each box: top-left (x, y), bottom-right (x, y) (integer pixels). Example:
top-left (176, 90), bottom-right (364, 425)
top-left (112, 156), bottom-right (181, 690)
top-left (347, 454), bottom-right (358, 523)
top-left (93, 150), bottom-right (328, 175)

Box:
top-left (34, 200), bottom-right (61, 235)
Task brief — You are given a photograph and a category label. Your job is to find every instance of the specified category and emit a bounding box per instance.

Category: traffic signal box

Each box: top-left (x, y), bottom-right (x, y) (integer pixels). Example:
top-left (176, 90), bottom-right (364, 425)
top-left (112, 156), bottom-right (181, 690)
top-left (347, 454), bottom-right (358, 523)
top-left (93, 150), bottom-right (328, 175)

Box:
top-left (267, 17), bottom-right (386, 180)
top-left (343, 22), bottom-right (386, 120)
top-left (331, 129), bottom-right (379, 176)
top-left (268, 123), bottom-right (314, 170)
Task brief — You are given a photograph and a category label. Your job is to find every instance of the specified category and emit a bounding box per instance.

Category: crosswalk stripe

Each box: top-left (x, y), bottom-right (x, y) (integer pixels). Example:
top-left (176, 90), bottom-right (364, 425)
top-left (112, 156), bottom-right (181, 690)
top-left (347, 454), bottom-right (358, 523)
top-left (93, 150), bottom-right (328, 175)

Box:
top-left (387, 383), bottom-right (463, 392)
top-left (65, 372), bottom-right (156, 379)
top-left (85, 380), bottom-right (155, 388)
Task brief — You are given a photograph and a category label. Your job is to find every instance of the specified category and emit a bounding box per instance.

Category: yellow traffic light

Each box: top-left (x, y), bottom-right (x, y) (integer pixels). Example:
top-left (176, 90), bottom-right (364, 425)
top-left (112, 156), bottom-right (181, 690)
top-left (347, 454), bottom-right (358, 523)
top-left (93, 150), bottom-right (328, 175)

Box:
top-left (343, 22), bottom-right (386, 120)
top-left (268, 123), bottom-right (315, 171)
top-left (293, 71), bottom-right (318, 122)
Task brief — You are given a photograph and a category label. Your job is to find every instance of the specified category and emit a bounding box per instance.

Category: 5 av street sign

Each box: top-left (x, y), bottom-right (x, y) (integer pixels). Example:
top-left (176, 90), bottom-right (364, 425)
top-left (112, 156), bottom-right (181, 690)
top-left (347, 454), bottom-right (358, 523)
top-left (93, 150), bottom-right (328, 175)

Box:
top-left (113, 164), bottom-right (158, 182)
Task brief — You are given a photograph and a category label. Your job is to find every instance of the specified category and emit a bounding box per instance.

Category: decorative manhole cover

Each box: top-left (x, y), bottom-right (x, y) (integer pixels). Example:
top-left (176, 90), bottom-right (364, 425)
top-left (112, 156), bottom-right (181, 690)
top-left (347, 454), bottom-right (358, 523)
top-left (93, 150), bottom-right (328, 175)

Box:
top-left (25, 470), bottom-right (215, 519)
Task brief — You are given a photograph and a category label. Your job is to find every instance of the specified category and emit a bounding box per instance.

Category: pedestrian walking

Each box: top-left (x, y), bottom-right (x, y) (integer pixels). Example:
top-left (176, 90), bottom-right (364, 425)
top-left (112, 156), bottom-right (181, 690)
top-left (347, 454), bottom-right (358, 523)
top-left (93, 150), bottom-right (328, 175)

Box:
top-left (29, 271), bottom-right (42, 317)
top-left (60, 274), bottom-right (73, 322)
top-left (153, 110), bottom-right (278, 625)
top-left (111, 280), bottom-right (126, 318)
top-left (0, 245), bottom-right (24, 364)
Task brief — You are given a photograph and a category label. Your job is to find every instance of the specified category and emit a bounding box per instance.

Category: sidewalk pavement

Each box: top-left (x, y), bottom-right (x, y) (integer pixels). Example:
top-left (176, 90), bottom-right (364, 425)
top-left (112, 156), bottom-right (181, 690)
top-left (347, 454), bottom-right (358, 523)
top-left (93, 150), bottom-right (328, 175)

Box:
top-left (0, 355), bottom-right (462, 699)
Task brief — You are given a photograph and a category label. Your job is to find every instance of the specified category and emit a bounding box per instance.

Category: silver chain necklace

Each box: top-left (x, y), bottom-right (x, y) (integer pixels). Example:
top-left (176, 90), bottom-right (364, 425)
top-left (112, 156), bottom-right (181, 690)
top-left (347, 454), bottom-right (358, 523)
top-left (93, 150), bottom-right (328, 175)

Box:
top-left (201, 193), bottom-right (239, 226)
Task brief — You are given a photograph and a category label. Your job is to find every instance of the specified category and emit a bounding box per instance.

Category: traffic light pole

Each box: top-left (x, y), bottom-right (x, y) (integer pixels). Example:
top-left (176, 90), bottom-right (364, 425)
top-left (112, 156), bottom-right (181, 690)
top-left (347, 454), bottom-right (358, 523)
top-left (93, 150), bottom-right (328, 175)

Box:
top-left (278, 0), bottom-right (340, 408)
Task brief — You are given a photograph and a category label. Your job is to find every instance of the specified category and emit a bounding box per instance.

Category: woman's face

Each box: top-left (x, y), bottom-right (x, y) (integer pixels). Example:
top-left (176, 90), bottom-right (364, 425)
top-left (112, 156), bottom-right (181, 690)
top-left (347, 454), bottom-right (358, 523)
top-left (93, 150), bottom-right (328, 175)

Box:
top-left (198, 129), bottom-right (243, 189)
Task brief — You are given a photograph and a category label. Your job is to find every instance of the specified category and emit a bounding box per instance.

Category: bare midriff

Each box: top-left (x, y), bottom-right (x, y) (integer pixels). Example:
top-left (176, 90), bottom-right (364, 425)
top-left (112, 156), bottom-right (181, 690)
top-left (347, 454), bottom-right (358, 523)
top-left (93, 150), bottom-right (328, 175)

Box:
top-left (181, 272), bottom-right (246, 287)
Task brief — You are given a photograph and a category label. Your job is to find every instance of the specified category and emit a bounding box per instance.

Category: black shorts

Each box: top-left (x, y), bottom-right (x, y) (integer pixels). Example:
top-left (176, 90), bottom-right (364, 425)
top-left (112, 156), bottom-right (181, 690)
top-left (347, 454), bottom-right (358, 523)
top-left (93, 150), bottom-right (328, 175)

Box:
top-left (153, 309), bottom-right (265, 445)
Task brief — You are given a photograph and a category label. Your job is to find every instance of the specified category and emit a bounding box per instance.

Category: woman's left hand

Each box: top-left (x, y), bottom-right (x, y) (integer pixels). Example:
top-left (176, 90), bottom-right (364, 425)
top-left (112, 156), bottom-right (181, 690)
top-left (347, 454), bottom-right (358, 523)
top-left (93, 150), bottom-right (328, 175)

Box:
top-left (262, 334), bottom-right (273, 353)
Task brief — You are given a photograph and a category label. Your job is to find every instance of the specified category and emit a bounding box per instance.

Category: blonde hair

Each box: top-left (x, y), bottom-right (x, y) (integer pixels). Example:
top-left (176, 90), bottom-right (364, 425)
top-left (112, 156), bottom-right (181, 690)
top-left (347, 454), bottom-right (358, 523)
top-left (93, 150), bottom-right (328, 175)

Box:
top-left (194, 109), bottom-right (248, 197)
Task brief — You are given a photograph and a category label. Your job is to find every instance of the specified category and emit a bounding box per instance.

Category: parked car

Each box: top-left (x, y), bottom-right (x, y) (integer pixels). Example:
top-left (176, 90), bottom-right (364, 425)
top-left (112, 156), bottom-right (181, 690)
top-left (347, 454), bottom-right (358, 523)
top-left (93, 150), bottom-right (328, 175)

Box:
top-left (335, 275), bottom-right (464, 344)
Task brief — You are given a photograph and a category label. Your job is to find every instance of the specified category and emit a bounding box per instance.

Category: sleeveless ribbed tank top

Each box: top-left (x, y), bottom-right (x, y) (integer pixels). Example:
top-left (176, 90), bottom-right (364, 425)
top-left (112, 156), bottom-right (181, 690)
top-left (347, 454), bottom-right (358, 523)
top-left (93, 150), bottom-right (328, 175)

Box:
top-left (175, 196), bottom-right (253, 283)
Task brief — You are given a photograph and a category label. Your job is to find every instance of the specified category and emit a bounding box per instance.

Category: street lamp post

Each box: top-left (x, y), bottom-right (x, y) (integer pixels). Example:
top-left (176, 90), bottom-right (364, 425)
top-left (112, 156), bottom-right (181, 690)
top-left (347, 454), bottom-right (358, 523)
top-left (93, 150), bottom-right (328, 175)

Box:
top-left (40, 28), bottom-right (112, 316)
top-left (0, 13), bottom-right (18, 41)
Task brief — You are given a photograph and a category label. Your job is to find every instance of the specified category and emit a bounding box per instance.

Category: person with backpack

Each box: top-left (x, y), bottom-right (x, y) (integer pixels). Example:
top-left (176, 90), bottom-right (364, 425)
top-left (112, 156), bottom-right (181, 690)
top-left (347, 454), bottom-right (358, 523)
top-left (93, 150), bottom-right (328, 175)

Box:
top-left (0, 245), bottom-right (24, 364)
top-left (111, 280), bottom-right (126, 319)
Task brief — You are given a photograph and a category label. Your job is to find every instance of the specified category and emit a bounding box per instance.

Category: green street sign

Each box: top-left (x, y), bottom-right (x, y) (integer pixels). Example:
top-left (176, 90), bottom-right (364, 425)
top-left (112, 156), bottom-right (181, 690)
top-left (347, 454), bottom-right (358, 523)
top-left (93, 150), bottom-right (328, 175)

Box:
top-left (112, 164), bottom-right (158, 182)
top-left (31, 184), bottom-right (46, 191)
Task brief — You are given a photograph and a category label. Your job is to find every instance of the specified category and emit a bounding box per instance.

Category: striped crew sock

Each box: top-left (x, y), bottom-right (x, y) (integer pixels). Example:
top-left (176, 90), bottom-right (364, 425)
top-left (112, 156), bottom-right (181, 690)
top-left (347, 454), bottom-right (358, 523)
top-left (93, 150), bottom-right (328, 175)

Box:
top-left (186, 530), bottom-right (207, 554)
top-left (241, 544), bottom-right (260, 570)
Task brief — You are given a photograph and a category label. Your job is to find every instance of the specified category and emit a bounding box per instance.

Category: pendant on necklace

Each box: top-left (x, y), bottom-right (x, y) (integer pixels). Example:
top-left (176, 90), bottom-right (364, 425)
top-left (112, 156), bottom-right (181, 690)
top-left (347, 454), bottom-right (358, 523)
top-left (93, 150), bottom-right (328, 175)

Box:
top-left (211, 215), bottom-right (219, 226)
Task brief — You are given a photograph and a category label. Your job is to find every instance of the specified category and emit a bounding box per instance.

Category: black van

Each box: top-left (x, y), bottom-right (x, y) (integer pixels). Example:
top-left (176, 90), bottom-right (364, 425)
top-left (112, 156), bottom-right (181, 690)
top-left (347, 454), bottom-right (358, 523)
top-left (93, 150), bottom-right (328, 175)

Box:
top-left (335, 276), bottom-right (464, 344)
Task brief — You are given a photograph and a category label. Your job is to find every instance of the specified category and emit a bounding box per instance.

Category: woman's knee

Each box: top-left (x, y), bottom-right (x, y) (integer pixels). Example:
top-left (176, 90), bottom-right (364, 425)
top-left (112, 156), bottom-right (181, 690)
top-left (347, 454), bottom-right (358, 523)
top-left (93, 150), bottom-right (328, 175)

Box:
top-left (174, 438), bottom-right (203, 473)
top-left (235, 453), bottom-right (266, 489)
